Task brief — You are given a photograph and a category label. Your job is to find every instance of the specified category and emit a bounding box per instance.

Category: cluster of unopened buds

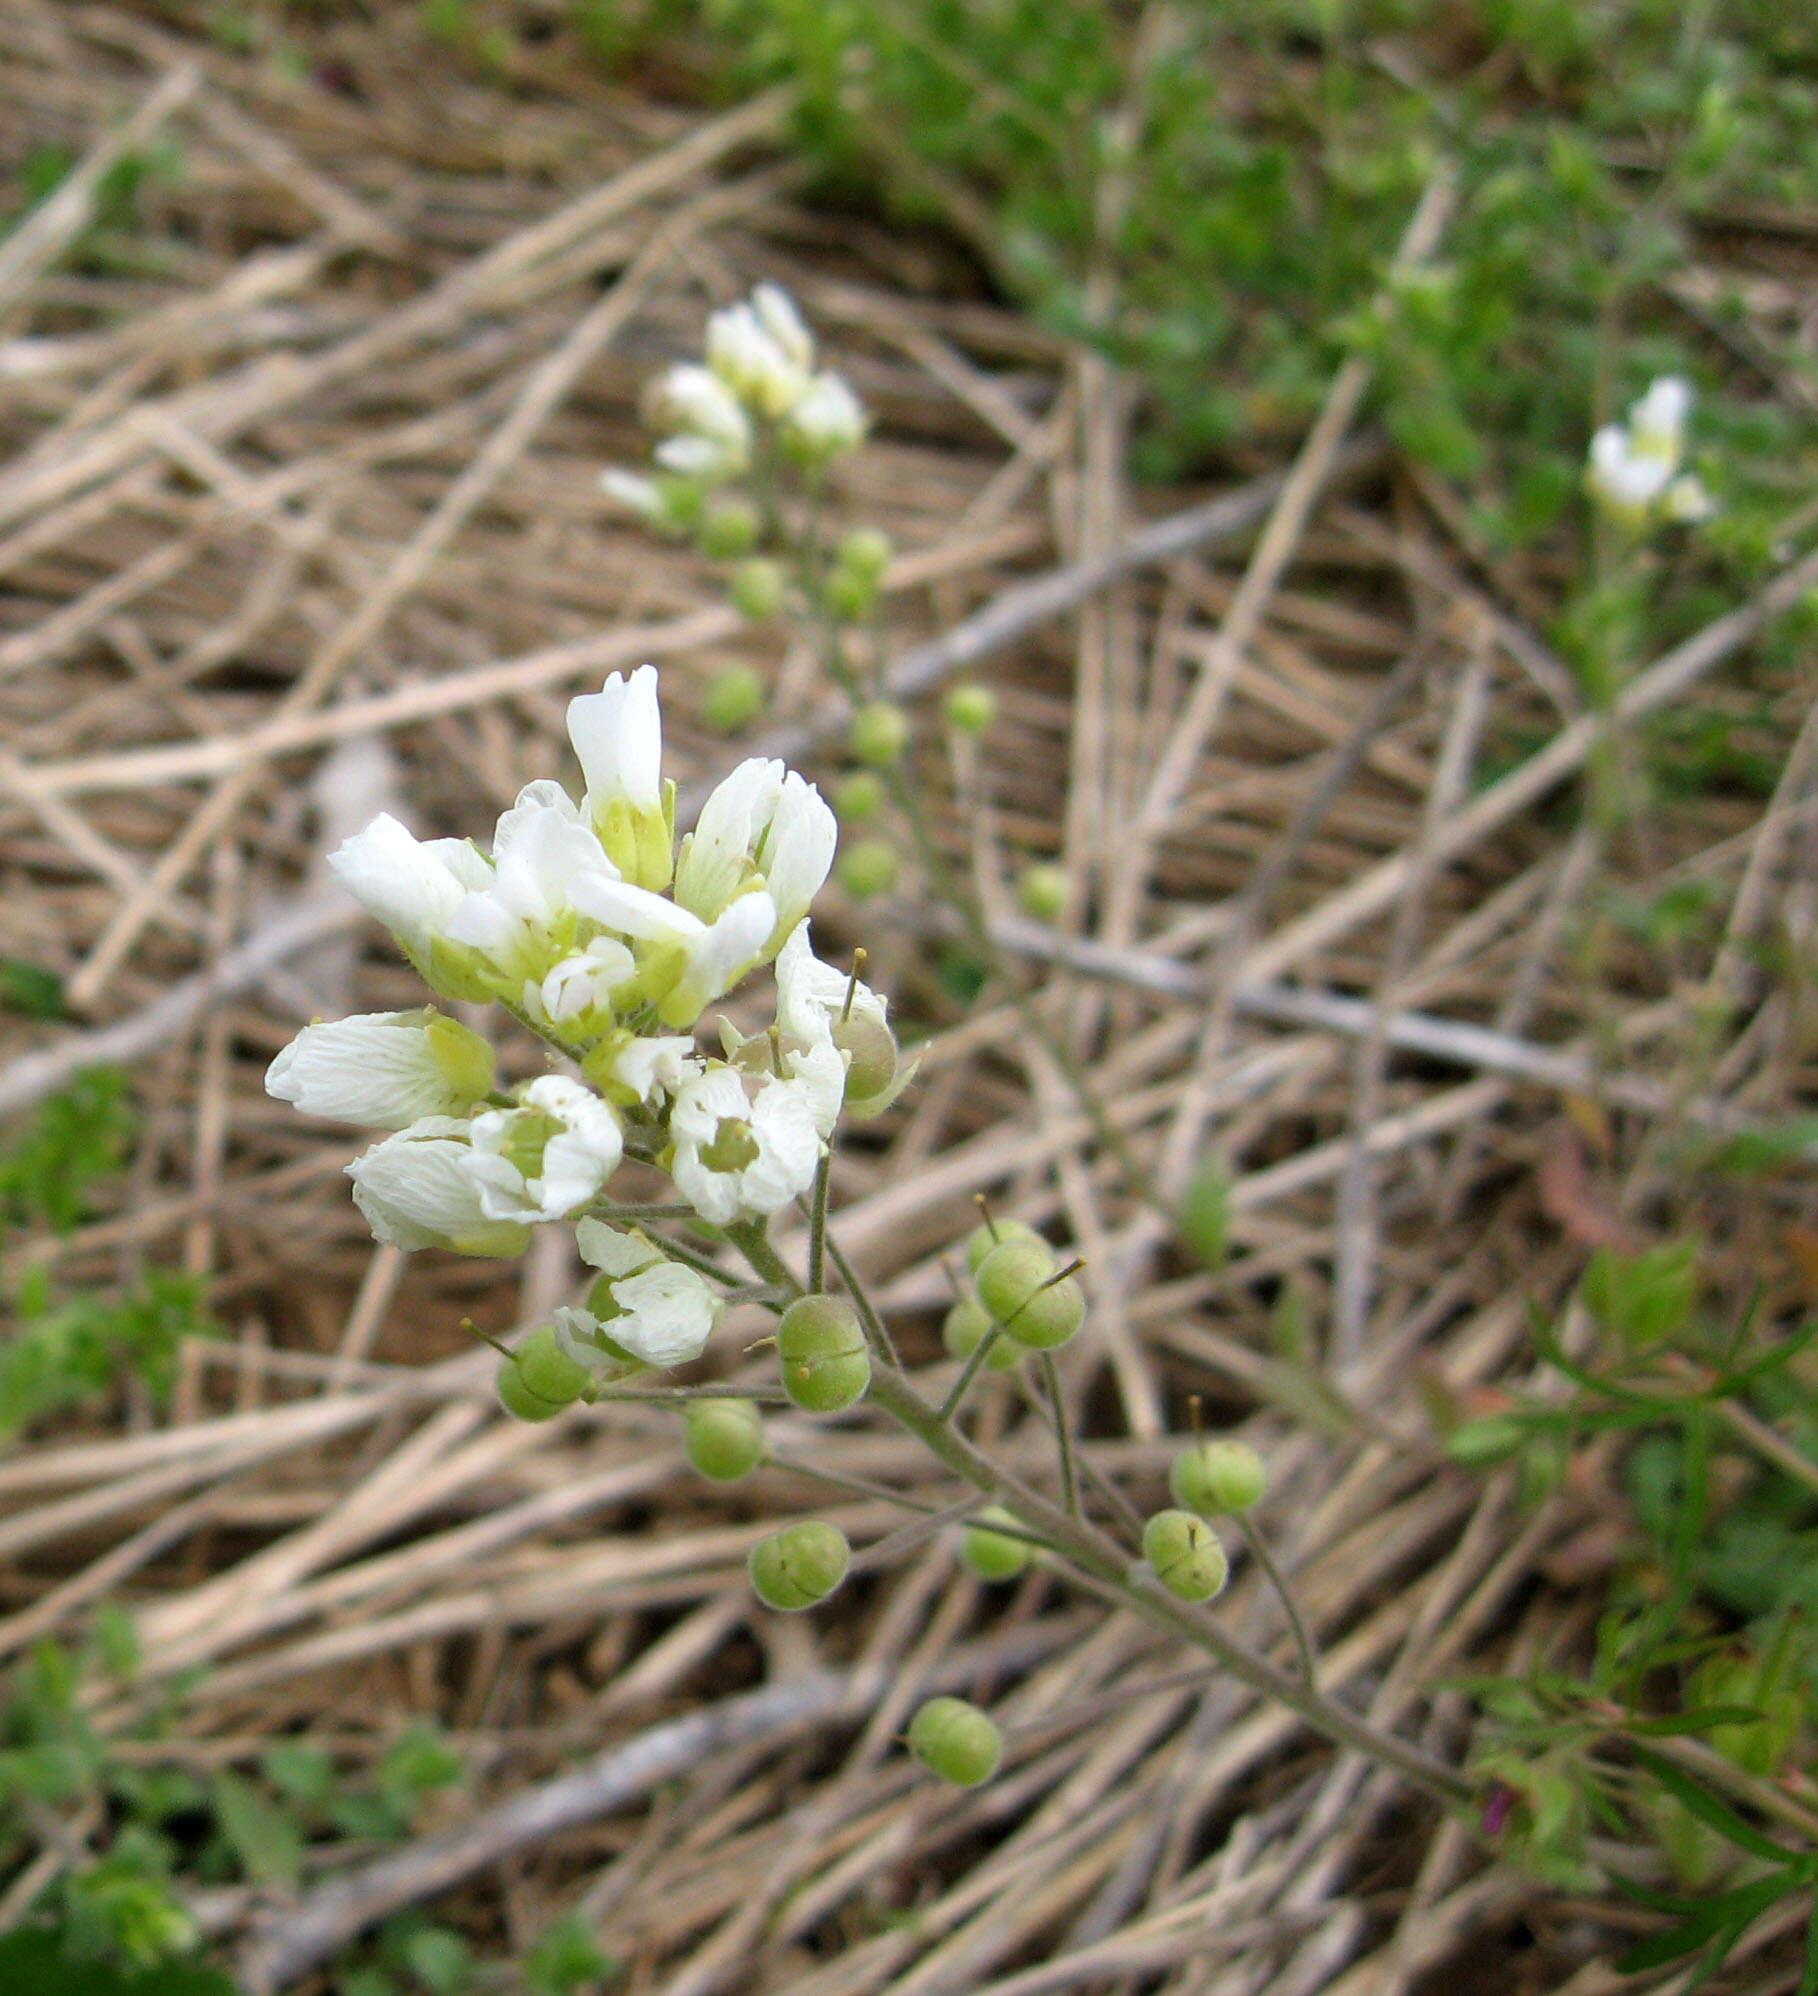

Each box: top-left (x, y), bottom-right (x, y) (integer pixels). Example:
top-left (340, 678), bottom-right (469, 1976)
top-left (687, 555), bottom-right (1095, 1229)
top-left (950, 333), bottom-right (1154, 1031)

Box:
top-left (1586, 375), bottom-right (1715, 529)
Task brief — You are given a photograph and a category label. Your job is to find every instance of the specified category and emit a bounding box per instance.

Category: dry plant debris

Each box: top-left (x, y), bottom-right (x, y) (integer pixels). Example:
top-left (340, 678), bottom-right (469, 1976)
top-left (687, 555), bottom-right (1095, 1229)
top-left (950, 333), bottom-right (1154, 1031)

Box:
top-left (0, 5), bottom-right (1815, 1994)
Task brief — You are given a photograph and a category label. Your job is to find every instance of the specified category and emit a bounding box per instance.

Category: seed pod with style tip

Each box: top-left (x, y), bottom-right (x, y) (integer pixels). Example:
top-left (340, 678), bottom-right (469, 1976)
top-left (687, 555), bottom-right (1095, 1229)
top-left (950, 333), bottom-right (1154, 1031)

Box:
top-left (976, 1238), bottom-right (1084, 1350)
top-left (1143, 1509), bottom-right (1229, 1602)
top-left (961, 1506), bottom-right (1033, 1581)
top-left (749, 1519), bottom-right (851, 1611)
top-left (834, 1011), bottom-right (899, 1110)
top-left (942, 1295), bottom-right (1023, 1372)
top-left (776, 1294), bottom-right (871, 1413)
top-left (685, 1397), bottom-right (766, 1481)
top-left (1169, 1438), bottom-right (1267, 1517)
top-left (962, 1216), bottom-right (1046, 1275)
top-left (496, 1326), bottom-right (590, 1421)
top-left (907, 1697), bottom-right (1003, 1787)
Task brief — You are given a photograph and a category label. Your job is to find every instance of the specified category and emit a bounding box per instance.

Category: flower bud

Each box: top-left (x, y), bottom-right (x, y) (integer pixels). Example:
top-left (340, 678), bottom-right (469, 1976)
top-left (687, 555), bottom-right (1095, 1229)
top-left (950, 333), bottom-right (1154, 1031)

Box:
top-left (836, 528), bottom-right (892, 584)
top-left (731, 557), bottom-right (787, 622)
top-left (749, 1519), bottom-right (850, 1610)
top-left (836, 837), bottom-right (899, 900)
top-left (685, 1397), bottom-right (767, 1481)
top-left (701, 664), bottom-right (766, 734)
top-left (835, 1011), bottom-right (899, 1110)
top-left (976, 1237), bottom-right (1086, 1350)
top-left (696, 500), bottom-right (761, 559)
top-left (497, 1326), bottom-right (591, 1421)
top-left (1017, 862), bottom-right (1068, 923)
top-left (833, 771), bottom-right (884, 823)
top-left (849, 701), bottom-right (910, 769)
top-left (907, 1697), bottom-right (1002, 1786)
top-left (1170, 1438), bottom-right (1267, 1516)
top-left (942, 1295), bottom-right (1022, 1372)
top-left (943, 683), bottom-right (997, 735)
top-left (1143, 1509), bottom-right (1229, 1602)
top-left (963, 1216), bottom-right (1045, 1275)
top-left (777, 1294), bottom-right (871, 1413)
top-left (961, 1505), bottom-right (1032, 1581)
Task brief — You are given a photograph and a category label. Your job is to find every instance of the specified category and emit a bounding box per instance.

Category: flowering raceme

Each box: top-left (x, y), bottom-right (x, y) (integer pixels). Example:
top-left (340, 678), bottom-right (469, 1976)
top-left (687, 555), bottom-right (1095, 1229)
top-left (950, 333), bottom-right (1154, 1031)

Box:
top-left (269, 664), bottom-right (883, 1381)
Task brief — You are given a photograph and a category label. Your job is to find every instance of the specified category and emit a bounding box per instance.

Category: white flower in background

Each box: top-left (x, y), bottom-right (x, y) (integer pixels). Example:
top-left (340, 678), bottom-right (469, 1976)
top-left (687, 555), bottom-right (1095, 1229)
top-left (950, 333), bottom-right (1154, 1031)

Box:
top-left (556, 1218), bottom-right (723, 1368)
top-left (1587, 375), bottom-right (1714, 526)
top-left (466, 1075), bottom-right (624, 1223)
top-left (668, 1061), bottom-right (824, 1224)
top-left (566, 665), bottom-right (673, 890)
top-left (707, 290), bottom-right (814, 420)
top-left (652, 364), bottom-right (752, 483)
top-left (568, 872), bottom-right (777, 1030)
top-left (599, 468), bottom-right (667, 525)
top-left (674, 760), bottom-right (836, 955)
top-left (780, 373), bottom-right (866, 464)
top-left (347, 1118), bottom-right (531, 1257)
top-left (327, 813), bottom-right (496, 995)
top-left (266, 1009), bottom-right (495, 1129)
top-left (441, 783), bottom-right (619, 991)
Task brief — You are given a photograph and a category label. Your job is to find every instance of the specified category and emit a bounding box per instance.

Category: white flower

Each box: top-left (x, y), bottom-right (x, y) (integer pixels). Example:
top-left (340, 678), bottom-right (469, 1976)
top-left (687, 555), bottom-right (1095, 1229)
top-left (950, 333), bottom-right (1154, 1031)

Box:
top-left (1587, 375), bottom-right (1713, 528)
top-left (442, 783), bottom-right (619, 989)
top-left (347, 1117), bottom-right (531, 1257)
top-left (466, 1075), bottom-right (624, 1223)
top-left (780, 373), bottom-right (866, 463)
top-left (674, 760), bottom-right (836, 955)
top-left (600, 468), bottom-right (667, 525)
top-left (567, 873), bottom-right (777, 1029)
top-left (652, 363), bottom-right (751, 482)
top-left (603, 1033), bottom-right (701, 1108)
top-left (1664, 472), bottom-right (1716, 524)
top-left (774, 923), bottom-right (886, 1045)
top-left (554, 1218), bottom-right (723, 1368)
top-left (531, 937), bottom-right (638, 1034)
top-left (706, 294), bottom-right (813, 420)
top-left (328, 813), bottom-right (495, 994)
top-left (1630, 376), bottom-right (1692, 455)
top-left (266, 1009), bottom-right (495, 1129)
top-left (669, 1061), bottom-right (824, 1224)
top-left (566, 666), bottom-right (673, 890)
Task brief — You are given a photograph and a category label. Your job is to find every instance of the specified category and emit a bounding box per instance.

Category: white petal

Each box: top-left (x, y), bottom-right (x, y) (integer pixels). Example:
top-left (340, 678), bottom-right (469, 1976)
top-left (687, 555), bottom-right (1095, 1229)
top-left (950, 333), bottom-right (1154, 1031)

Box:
top-left (266, 1011), bottom-right (471, 1129)
top-left (675, 759), bottom-right (783, 920)
top-left (568, 666), bottom-right (663, 815)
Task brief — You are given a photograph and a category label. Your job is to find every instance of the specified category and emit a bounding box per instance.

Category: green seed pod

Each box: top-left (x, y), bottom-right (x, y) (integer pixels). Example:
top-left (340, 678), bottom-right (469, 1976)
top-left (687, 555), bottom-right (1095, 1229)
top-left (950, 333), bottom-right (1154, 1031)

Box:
top-left (962, 1216), bottom-right (1045, 1275)
top-left (731, 557), bottom-right (787, 621)
top-left (835, 1012), bottom-right (899, 1109)
top-left (976, 1238), bottom-right (1084, 1349)
top-left (941, 1295), bottom-right (1023, 1372)
top-left (1176, 1155), bottom-right (1230, 1269)
top-left (701, 664), bottom-right (765, 734)
top-left (696, 499), bottom-right (761, 559)
top-left (849, 700), bottom-right (911, 769)
top-left (685, 1397), bottom-right (766, 1482)
top-left (1444, 1414), bottom-right (1529, 1470)
top-left (1017, 862), bottom-right (1068, 923)
top-left (943, 683), bottom-right (998, 735)
top-left (749, 1519), bottom-right (851, 1611)
top-left (907, 1696), bottom-right (1003, 1787)
top-left (1143, 1509), bottom-right (1229, 1602)
top-left (961, 1506), bottom-right (1032, 1582)
top-left (837, 527), bottom-right (893, 583)
top-left (823, 565), bottom-right (877, 623)
top-left (495, 1326), bottom-right (591, 1421)
top-left (836, 837), bottom-right (899, 901)
top-left (777, 1295), bottom-right (872, 1413)
top-left (833, 771), bottom-right (884, 823)
top-left (1169, 1439), bottom-right (1267, 1517)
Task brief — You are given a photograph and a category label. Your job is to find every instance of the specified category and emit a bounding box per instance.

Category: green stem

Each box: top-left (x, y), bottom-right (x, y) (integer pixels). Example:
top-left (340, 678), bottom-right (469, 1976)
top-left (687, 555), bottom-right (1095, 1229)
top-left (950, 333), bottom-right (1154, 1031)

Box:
top-left (807, 1150), bottom-right (832, 1295)
top-left (821, 1228), bottom-right (901, 1370)
top-left (863, 1357), bottom-right (1473, 1808)
top-left (938, 1326), bottom-right (1006, 1422)
top-left (1039, 1351), bottom-right (1082, 1519)
top-left (1236, 1511), bottom-right (1320, 1687)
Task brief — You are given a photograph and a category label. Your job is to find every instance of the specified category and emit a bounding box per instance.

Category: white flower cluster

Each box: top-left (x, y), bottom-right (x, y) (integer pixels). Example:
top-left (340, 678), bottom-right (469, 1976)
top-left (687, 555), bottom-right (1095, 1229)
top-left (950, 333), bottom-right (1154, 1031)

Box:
top-left (267, 667), bottom-right (893, 1374)
top-left (603, 284), bottom-right (867, 527)
top-left (1586, 376), bottom-right (1715, 528)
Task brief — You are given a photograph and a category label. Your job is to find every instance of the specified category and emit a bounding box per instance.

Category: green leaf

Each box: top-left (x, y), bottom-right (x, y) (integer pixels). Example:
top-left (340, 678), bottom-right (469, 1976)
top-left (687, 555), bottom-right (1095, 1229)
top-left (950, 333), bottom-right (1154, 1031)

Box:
top-left (209, 1770), bottom-right (304, 1892)
top-left (1628, 1746), bottom-right (1802, 1867)
top-left (0, 958), bottom-right (66, 1019)
top-left (1582, 1241), bottom-right (1701, 1350)
top-left (0, 1927), bottom-right (233, 1994)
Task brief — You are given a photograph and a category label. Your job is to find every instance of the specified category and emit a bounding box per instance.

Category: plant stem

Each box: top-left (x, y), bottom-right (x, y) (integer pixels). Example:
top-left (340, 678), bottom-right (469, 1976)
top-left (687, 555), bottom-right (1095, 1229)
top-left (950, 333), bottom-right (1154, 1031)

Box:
top-left (806, 1150), bottom-right (831, 1295)
top-left (1236, 1511), bottom-right (1320, 1687)
top-left (1040, 1351), bottom-right (1082, 1518)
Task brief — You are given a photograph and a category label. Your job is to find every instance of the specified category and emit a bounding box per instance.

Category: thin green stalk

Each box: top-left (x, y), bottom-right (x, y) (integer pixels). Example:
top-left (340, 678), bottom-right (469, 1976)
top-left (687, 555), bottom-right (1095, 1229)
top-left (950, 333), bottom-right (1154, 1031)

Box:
top-left (1039, 1351), bottom-right (1082, 1519)
top-left (806, 1150), bottom-right (832, 1295)
top-left (821, 1227), bottom-right (901, 1369)
top-left (938, 1325), bottom-right (1007, 1421)
top-left (1236, 1511), bottom-right (1320, 1687)
top-left (768, 1451), bottom-right (942, 1517)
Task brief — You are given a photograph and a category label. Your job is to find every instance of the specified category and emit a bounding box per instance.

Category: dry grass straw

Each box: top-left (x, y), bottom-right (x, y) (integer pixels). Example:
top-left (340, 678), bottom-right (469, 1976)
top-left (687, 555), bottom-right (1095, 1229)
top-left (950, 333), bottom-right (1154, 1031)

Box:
top-left (1, 5), bottom-right (1815, 1992)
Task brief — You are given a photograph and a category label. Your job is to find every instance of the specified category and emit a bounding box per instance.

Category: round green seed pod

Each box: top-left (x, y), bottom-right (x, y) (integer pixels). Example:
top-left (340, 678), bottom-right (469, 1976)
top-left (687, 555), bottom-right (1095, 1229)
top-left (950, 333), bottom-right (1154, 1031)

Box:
top-left (907, 1697), bottom-right (1003, 1787)
top-left (976, 1238), bottom-right (1084, 1349)
top-left (749, 1519), bottom-right (851, 1611)
top-left (497, 1326), bottom-right (590, 1420)
top-left (833, 771), bottom-right (884, 823)
top-left (685, 1397), bottom-right (766, 1482)
top-left (962, 1506), bottom-right (1032, 1582)
top-left (1000, 1273), bottom-right (1085, 1350)
top-left (943, 683), bottom-right (998, 735)
top-left (1017, 862), bottom-right (1068, 923)
top-left (701, 664), bottom-right (765, 734)
top-left (942, 1295), bottom-right (1023, 1372)
top-left (849, 700), bottom-right (911, 769)
top-left (696, 499), bottom-right (761, 559)
top-left (1142, 1509), bottom-right (1229, 1602)
top-left (962, 1216), bottom-right (1045, 1275)
top-left (731, 557), bottom-right (787, 621)
top-left (777, 1295), bottom-right (872, 1414)
top-left (836, 837), bottom-right (899, 901)
top-left (836, 527), bottom-right (892, 583)
top-left (835, 1012), bottom-right (898, 1108)
top-left (823, 565), bottom-right (877, 623)
top-left (1169, 1439), bottom-right (1267, 1517)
